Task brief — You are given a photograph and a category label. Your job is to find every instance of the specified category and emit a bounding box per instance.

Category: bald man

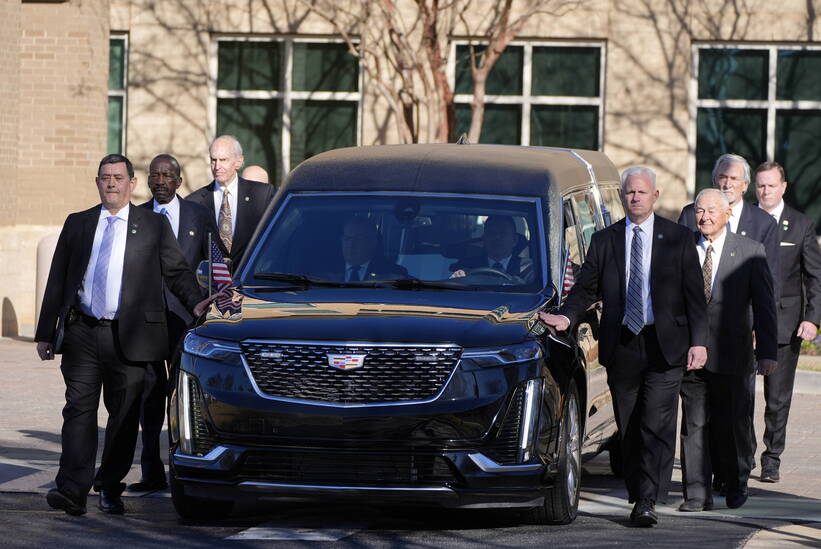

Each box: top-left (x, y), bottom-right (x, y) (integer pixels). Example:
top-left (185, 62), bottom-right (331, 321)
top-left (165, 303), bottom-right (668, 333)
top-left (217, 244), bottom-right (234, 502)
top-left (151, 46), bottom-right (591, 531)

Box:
top-left (241, 165), bottom-right (269, 184)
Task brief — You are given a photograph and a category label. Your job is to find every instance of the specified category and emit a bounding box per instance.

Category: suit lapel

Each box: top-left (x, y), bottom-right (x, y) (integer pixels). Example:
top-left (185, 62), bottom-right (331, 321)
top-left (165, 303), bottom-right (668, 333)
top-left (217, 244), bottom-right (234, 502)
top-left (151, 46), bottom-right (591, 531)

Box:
top-left (122, 204), bottom-right (142, 293)
top-left (78, 207), bottom-right (100, 274)
top-left (177, 196), bottom-right (195, 258)
top-left (612, 220), bottom-right (627, 300)
top-left (233, 178), bottom-right (251, 254)
top-left (777, 205), bottom-right (794, 243)
top-left (712, 231), bottom-right (739, 304)
top-left (736, 201), bottom-right (752, 238)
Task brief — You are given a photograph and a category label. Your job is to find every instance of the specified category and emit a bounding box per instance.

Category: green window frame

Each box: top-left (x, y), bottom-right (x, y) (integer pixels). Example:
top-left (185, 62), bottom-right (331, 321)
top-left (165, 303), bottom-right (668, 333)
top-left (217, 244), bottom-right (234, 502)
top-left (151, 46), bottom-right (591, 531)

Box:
top-left (107, 35), bottom-right (127, 154)
top-left (215, 38), bottom-right (361, 185)
top-left (452, 41), bottom-right (604, 149)
top-left (692, 45), bottom-right (821, 230)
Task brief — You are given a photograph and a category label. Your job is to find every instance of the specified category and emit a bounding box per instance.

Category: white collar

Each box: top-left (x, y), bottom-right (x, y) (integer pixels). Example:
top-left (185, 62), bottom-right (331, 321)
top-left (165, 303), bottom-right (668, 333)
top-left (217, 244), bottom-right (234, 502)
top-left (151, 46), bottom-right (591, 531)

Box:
top-left (216, 175), bottom-right (239, 195)
top-left (730, 199), bottom-right (744, 220)
top-left (153, 194), bottom-right (179, 214)
top-left (760, 199), bottom-right (785, 222)
top-left (698, 226), bottom-right (727, 255)
top-left (100, 202), bottom-right (130, 222)
top-left (625, 212), bottom-right (655, 234)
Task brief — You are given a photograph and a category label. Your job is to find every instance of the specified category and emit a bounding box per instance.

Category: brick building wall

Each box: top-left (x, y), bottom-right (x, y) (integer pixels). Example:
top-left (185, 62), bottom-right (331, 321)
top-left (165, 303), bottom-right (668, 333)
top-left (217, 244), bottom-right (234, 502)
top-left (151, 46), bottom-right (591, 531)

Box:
top-left (1, 0), bottom-right (109, 337)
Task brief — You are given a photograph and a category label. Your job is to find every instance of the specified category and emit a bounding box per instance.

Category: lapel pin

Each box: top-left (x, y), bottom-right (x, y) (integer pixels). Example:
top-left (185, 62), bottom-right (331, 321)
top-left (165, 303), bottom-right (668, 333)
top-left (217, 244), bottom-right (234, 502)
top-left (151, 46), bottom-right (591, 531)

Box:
top-left (784, 226), bottom-right (788, 231)
top-left (740, 230), bottom-right (747, 236)
top-left (657, 234), bottom-right (663, 239)
top-left (783, 219), bottom-right (789, 225)
top-left (730, 251), bottom-right (736, 257)
top-left (189, 230), bottom-right (195, 236)
top-left (131, 229), bottom-right (137, 234)
top-left (245, 196), bottom-right (250, 201)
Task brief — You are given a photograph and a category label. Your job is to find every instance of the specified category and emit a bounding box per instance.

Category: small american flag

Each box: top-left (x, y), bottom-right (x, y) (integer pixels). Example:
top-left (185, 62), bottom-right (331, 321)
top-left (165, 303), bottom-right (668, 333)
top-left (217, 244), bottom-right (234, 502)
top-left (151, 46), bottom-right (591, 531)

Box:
top-left (562, 254), bottom-right (576, 298)
top-left (210, 239), bottom-right (240, 316)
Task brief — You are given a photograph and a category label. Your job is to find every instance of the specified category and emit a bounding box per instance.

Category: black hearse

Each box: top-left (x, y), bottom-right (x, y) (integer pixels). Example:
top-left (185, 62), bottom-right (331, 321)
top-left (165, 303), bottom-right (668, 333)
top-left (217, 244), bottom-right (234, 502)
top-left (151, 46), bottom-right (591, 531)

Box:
top-left (169, 144), bottom-right (625, 524)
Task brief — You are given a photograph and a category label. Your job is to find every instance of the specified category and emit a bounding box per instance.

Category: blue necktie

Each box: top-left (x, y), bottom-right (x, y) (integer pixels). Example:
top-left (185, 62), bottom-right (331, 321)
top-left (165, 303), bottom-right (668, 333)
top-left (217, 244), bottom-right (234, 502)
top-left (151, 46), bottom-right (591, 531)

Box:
top-left (625, 226), bottom-right (645, 334)
top-left (159, 207), bottom-right (168, 217)
top-left (91, 216), bottom-right (118, 319)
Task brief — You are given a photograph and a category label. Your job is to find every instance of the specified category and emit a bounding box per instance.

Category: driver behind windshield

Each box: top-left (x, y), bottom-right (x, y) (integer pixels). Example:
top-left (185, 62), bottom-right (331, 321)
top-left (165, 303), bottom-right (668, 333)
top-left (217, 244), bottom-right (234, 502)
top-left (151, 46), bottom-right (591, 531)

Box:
top-left (450, 215), bottom-right (529, 279)
top-left (330, 218), bottom-right (408, 281)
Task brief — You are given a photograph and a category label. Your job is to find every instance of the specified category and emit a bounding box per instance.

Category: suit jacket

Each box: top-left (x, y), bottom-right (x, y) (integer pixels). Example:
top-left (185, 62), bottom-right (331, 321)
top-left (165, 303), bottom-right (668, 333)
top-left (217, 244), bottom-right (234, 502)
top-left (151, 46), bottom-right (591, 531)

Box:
top-left (560, 215), bottom-right (708, 369)
top-left (332, 257), bottom-right (409, 281)
top-left (35, 204), bottom-right (203, 363)
top-left (701, 230), bottom-right (778, 375)
top-left (450, 254), bottom-right (527, 277)
top-left (768, 204), bottom-right (821, 344)
top-left (139, 196), bottom-right (215, 339)
top-left (679, 200), bottom-right (780, 298)
top-left (186, 177), bottom-right (275, 267)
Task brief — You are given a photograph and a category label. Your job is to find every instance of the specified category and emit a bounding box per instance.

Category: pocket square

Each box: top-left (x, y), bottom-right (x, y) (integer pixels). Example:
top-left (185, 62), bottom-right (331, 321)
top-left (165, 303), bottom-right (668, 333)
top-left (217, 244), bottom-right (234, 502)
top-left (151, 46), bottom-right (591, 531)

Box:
top-left (780, 241), bottom-right (796, 246)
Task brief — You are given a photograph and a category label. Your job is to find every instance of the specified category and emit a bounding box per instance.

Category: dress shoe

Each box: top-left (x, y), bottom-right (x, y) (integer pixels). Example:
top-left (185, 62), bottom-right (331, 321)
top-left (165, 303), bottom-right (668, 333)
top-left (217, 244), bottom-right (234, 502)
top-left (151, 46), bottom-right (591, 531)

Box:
top-left (97, 490), bottom-right (125, 514)
top-left (630, 499), bottom-right (658, 526)
top-left (678, 498), bottom-right (713, 512)
top-left (726, 488), bottom-right (749, 509)
top-left (760, 468), bottom-right (780, 483)
top-left (46, 488), bottom-right (86, 516)
top-left (127, 478), bottom-right (168, 492)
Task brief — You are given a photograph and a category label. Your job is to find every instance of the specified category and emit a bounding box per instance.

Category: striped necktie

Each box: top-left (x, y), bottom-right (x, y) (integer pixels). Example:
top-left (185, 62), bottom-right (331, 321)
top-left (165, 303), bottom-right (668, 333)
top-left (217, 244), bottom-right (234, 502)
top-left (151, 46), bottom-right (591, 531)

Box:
top-left (91, 216), bottom-right (119, 319)
top-left (702, 245), bottom-right (714, 302)
top-left (624, 226), bottom-right (645, 334)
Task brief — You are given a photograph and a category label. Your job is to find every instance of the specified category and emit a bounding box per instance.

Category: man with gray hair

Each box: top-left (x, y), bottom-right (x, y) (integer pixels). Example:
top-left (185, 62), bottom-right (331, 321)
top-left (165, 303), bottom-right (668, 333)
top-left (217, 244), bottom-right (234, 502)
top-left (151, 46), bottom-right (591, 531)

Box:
top-left (678, 187), bottom-right (777, 511)
top-left (541, 166), bottom-right (708, 526)
top-left (187, 135), bottom-right (275, 266)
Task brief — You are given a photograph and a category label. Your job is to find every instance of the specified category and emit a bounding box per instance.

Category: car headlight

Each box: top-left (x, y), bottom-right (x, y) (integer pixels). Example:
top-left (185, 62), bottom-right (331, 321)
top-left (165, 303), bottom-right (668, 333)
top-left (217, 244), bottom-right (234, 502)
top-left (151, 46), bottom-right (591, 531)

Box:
top-left (183, 332), bottom-right (243, 366)
top-left (461, 340), bottom-right (543, 368)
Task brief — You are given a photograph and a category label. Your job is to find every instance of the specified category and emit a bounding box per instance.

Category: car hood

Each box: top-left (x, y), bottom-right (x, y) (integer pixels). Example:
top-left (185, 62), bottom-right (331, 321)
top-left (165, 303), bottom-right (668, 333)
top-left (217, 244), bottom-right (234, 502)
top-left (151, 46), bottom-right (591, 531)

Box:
top-left (195, 287), bottom-right (549, 348)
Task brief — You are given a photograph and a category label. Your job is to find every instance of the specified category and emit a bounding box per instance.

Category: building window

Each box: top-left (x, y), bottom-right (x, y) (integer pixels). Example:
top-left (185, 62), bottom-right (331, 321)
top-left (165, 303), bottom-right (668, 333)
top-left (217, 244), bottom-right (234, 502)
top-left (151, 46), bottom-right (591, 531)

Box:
top-left (107, 35), bottom-right (127, 154)
top-left (452, 42), bottom-right (604, 150)
top-left (692, 45), bottom-right (821, 228)
top-left (215, 38), bottom-right (360, 184)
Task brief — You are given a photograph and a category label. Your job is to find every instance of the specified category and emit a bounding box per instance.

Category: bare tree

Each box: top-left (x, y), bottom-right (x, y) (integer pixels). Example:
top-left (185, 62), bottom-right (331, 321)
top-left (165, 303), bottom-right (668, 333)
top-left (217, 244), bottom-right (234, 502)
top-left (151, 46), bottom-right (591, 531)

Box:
top-left (299, 0), bottom-right (578, 144)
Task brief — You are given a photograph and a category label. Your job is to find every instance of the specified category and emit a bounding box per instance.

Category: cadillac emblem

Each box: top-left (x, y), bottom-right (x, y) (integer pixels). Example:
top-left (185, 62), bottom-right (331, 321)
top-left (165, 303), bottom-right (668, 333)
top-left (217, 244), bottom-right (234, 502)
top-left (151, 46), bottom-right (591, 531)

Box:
top-left (327, 353), bottom-right (367, 370)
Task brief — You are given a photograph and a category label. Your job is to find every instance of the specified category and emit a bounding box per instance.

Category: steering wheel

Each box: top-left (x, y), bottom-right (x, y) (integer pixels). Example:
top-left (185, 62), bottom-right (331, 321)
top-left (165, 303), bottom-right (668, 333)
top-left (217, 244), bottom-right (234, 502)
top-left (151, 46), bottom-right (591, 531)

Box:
top-left (467, 266), bottom-right (516, 281)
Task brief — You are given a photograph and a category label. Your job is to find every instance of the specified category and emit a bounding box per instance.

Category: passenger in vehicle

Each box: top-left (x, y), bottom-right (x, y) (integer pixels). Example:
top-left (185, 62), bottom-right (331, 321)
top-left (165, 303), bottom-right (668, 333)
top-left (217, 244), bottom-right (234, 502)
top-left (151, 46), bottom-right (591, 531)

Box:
top-left (449, 215), bottom-right (531, 279)
top-left (330, 218), bottom-right (408, 281)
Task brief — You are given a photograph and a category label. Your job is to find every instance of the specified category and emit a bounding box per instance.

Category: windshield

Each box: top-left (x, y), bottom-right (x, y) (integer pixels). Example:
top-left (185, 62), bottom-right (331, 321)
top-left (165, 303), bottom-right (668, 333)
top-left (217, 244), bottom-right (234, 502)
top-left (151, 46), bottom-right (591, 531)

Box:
top-left (243, 193), bottom-right (547, 292)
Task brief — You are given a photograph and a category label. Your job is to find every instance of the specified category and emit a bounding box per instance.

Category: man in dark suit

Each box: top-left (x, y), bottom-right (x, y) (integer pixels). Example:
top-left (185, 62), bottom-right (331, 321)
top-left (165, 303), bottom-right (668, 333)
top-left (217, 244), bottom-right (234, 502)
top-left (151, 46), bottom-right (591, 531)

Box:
top-left (678, 153), bottom-right (780, 296)
top-left (187, 135), bottom-right (275, 268)
top-left (450, 215), bottom-right (530, 280)
top-left (35, 154), bottom-right (214, 516)
top-left (540, 167), bottom-right (708, 526)
top-left (678, 153), bottom-right (780, 486)
top-left (333, 218), bottom-right (408, 281)
top-left (128, 154), bottom-right (215, 492)
top-left (678, 188), bottom-right (777, 511)
top-left (754, 161), bottom-right (821, 483)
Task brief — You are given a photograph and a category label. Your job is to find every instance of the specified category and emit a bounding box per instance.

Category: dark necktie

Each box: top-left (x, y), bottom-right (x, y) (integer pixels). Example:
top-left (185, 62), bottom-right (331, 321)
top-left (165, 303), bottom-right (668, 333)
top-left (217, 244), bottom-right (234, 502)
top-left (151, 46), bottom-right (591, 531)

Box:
top-left (702, 244), bottom-right (713, 302)
top-left (348, 265), bottom-right (361, 282)
top-left (624, 226), bottom-right (644, 334)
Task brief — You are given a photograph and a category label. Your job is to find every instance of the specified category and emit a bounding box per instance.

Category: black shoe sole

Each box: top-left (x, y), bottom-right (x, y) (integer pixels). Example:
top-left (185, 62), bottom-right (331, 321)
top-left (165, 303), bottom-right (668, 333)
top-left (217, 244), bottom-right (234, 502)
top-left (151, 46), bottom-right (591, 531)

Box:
top-left (632, 513), bottom-right (658, 526)
top-left (97, 502), bottom-right (125, 515)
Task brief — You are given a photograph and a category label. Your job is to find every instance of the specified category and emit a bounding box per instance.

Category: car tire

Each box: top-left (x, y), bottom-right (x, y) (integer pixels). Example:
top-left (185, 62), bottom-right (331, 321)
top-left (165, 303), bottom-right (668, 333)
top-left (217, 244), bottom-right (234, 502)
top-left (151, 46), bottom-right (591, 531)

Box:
top-left (170, 466), bottom-right (234, 520)
top-left (527, 382), bottom-right (581, 525)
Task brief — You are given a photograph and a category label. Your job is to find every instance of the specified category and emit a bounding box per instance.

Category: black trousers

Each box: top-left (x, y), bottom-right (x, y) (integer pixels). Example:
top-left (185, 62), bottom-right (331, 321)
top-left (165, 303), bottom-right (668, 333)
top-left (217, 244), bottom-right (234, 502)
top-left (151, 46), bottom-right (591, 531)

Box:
top-left (679, 368), bottom-right (712, 502)
top-left (607, 326), bottom-right (683, 503)
top-left (56, 317), bottom-right (145, 503)
top-left (761, 338), bottom-right (802, 470)
top-left (709, 371), bottom-right (754, 495)
top-left (136, 309), bottom-right (187, 481)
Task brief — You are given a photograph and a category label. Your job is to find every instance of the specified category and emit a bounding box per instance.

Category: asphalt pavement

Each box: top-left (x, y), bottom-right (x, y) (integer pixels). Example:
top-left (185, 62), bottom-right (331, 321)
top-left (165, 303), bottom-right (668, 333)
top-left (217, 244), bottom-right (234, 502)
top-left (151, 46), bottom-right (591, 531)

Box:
top-left (1, 337), bottom-right (819, 547)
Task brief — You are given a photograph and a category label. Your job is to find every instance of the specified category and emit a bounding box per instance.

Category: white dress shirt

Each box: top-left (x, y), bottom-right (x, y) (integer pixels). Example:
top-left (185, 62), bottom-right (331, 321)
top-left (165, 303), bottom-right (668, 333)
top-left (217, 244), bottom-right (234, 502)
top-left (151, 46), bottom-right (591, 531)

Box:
top-left (624, 213), bottom-right (655, 325)
top-left (729, 200), bottom-right (744, 233)
top-left (153, 195), bottom-right (180, 238)
top-left (77, 204), bottom-right (130, 319)
top-left (697, 228), bottom-right (727, 295)
top-left (759, 199), bottom-right (785, 223)
top-left (212, 175), bottom-right (238, 236)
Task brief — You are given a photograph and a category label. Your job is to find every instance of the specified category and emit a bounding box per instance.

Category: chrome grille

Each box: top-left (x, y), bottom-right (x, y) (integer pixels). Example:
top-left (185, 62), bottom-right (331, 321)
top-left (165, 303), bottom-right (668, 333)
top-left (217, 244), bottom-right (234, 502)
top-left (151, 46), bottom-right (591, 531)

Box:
top-left (241, 342), bottom-right (461, 404)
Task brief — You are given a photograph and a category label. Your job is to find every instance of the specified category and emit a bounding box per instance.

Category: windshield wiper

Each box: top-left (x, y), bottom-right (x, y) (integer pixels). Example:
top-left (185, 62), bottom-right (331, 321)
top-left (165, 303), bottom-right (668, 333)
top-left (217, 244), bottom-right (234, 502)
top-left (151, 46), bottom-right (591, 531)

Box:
top-left (388, 278), bottom-right (476, 291)
top-left (253, 272), bottom-right (343, 287)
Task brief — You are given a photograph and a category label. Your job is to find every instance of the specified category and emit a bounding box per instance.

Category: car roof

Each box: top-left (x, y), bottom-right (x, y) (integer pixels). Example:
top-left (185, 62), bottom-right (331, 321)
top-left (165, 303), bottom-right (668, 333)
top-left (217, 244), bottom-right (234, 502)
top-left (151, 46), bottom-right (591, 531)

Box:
top-left (283, 144), bottom-right (620, 197)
